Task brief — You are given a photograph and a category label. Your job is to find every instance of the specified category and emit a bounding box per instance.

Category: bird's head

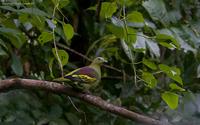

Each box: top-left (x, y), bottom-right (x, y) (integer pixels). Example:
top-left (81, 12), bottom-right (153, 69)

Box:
top-left (91, 57), bottom-right (107, 65)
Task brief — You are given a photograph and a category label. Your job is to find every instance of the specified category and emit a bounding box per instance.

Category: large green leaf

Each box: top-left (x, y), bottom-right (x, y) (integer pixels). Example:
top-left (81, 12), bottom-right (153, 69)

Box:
top-left (169, 83), bottom-right (185, 91)
top-left (63, 23), bottom-right (74, 41)
top-left (11, 53), bottom-right (23, 76)
top-left (38, 32), bottom-right (53, 45)
top-left (107, 24), bottom-right (124, 38)
top-left (52, 48), bottom-right (69, 67)
top-left (100, 2), bottom-right (117, 19)
top-left (107, 24), bottom-right (136, 44)
top-left (142, 0), bottom-right (169, 25)
top-left (127, 11), bottom-right (144, 23)
top-left (161, 91), bottom-right (179, 109)
top-left (156, 34), bottom-right (180, 49)
top-left (159, 64), bottom-right (183, 85)
top-left (142, 58), bottom-right (157, 70)
top-left (124, 27), bottom-right (137, 44)
top-left (170, 27), bottom-right (196, 53)
top-left (142, 71), bottom-right (157, 88)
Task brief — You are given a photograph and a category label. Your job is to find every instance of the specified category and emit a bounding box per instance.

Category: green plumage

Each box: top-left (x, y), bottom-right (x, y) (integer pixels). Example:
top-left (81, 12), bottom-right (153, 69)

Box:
top-left (54, 57), bottom-right (107, 90)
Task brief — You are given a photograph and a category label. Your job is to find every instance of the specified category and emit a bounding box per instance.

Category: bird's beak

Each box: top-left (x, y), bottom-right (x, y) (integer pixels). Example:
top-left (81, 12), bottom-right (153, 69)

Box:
top-left (103, 59), bottom-right (108, 63)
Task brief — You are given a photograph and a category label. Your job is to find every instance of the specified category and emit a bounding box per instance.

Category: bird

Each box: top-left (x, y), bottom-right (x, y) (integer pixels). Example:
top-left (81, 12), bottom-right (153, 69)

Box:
top-left (53, 57), bottom-right (107, 91)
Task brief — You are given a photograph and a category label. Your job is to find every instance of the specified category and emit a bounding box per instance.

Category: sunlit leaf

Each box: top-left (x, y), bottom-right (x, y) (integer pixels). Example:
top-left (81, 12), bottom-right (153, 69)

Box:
top-left (107, 24), bottom-right (136, 44)
top-left (127, 11), bottom-right (144, 23)
top-left (142, 72), bottom-right (157, 88)
top-left (38, 32), bottom-right (53, 45)
top-left (169, 83), bottom-right (185, 91)
top-left (52, 48), bottom-right (69, 67)
top-left (159, 64), bottom-right (183, 85)
top-left (124, 27), bottom-right (137, 44)
top-left (100, 2), bottom-right (117, 19)
top-left (156, 34), bottom-right (180, 49)
top-left (63, 23), bottom-right (74, 41)
top-left (142, 58), bottom-right (157, 70)
top-left (52, 0), bottom-right (70, 8)
top-left (107, 24), bottom-right (124, 38)
top-left (161, 91), bottom-right (179, 109)
top-left (118, 0), bottom-right (135, 6)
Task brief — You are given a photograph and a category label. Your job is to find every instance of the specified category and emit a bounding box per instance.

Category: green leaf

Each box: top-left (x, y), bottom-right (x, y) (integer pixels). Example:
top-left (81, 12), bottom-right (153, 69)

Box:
top-left (159, 64), bottom-right (183, 85)
top-left (11, 53), bottom-right (23, 76)
top-left (100, 2), bottom-right (117, 19)
top-left (156, 34), bottom-right (180, 49)
top-left (63, 23), bottom-right (74, 41)
top-left (52, 48), bottom-right (69, 67)
top-left (19, 8), bottom-right (49, 17)
top-left (161, 91), bottom-right (179, 109)
top-left (107, 24), bottom-right (136, 44)
top-left (118, 0), bottom-right (134, 6)
top-left (0, 46), bottom-right (8, 56)
top-left (0, 27), bottom-right (26, 48)
top-left (124, 27), bottom-right (137, 44)
top-left (127, 11), bottom-right (144, 23)
top-left (59, 0), bottom-right (70, 8)
top-left (121, 39), bottom-right (134, 61)
top-left (0, 39), bottom-right (8, 51)
top-left (169, 83), bottom-right (185, 91)
top-left (52, 0), bottom-right (70, 8)
top-left (142, 72), bottom-right (157, 88)
top-left (38, 32), bottom-right (53, 45)
top-left (142, 0), bottom-right (169, 25)
top-left (142, 58), bottom-right (157, 70)
top-left (65, 113), bottom-right (79, 125)
top-left (107, 24), bottom-right (124, 38)
top-left (145, 38), bottom-right (160, 58)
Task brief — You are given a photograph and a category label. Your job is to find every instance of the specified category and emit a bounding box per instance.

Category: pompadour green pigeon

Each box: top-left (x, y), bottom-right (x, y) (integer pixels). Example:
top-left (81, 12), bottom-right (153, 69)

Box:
top-left (54, 57), bottom-right (107, 90)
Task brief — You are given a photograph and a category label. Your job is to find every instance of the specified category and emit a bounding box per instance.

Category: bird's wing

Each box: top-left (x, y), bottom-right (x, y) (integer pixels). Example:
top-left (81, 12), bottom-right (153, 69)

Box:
top-left (64, 66), bottom-right (98, 83)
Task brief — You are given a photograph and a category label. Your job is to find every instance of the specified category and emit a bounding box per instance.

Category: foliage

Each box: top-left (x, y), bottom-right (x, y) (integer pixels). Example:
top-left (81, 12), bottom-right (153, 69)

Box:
top-left (0, 0), bottom-right (200, 124)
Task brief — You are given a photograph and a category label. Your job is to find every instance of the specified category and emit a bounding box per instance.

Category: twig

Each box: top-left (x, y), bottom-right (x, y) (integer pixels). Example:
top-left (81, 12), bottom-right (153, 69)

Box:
top-left (57, 43), bottom-right (92, 61)
top-left (0, 78), bottom-right (171, 125)
top-left (52, 3), bottom-right (64, 76)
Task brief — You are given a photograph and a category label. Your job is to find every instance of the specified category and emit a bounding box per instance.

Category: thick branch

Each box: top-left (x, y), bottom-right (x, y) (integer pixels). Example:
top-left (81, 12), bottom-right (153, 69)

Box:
top-left (0, 78), bottom-right (170, 125)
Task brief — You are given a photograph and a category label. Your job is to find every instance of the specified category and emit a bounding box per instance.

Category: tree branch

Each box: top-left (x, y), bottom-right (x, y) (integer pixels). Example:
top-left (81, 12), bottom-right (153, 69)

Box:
top-left (0, 78), bottom-right (170, 125)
